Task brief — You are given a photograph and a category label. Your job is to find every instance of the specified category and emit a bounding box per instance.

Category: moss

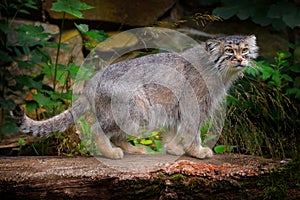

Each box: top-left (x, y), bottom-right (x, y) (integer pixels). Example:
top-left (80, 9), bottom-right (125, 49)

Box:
top-left (258, 159), bottom-right (300, 199)
top-left (111, 179), bottom-right (162, 200)
top-left (169, 173), bottom-right (185, 186)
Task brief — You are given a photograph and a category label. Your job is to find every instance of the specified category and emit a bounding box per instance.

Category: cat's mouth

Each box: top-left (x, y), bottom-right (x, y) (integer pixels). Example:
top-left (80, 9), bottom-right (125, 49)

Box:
top-left (234, 61), bottom-right (248, 69)
top-left (234, 64), bottom-right (246, 69)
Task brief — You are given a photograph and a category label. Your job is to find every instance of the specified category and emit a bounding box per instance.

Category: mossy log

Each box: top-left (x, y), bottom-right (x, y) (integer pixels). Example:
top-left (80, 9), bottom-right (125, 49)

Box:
top-left (0, 154), bottom-right (298, 199)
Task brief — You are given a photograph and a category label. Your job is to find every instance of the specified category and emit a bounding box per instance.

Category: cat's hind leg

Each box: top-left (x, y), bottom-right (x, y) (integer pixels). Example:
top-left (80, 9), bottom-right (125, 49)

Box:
top-left (163, 131), bottom-right (185, 156)
top-left (111, 135), bottom-right (147, 154)
top-left (91, 123), bottom-right (124, 159)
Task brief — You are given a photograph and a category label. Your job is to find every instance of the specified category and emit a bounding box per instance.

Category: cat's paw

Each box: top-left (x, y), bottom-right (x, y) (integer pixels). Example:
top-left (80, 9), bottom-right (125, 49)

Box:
top-left (105, 147), bottom-right (124, 159)
top-left (124, 145), bottom-right (147, 154)
top-left (165, 144), bottom-right (185, 156)
top-left (131, 145), bottom-right (147, 154)
top-left (186, 147), bottom-right (213, 159)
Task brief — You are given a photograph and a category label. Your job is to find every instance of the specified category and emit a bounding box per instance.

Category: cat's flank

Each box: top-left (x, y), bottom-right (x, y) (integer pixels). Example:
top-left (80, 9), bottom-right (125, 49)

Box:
top-left (11, 35), bottom-right (258, 159)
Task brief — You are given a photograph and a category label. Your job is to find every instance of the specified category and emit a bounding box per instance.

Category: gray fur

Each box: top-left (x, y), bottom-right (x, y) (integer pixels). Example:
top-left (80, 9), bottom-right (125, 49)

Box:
top-left (11, 35), bottom-right (258, 159)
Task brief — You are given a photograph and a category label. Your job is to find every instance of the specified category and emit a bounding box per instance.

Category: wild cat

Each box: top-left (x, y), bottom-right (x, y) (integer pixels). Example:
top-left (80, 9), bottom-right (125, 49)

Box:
top-left (11, 35), bottom-right (258, 159)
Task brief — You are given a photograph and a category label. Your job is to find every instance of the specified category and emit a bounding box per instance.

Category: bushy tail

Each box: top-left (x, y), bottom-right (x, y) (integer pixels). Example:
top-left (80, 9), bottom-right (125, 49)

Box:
top-left (10, 96), bottom-right (90, 137)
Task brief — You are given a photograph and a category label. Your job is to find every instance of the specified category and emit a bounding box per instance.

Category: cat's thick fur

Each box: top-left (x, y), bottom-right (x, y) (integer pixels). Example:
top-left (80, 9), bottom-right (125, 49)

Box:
top-left (11, 35), bottom-right (258, 159)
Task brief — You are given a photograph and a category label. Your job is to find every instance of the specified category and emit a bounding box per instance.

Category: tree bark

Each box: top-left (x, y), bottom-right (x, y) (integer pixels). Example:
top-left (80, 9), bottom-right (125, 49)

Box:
top-left (0, 154), bottom-right (296, 199)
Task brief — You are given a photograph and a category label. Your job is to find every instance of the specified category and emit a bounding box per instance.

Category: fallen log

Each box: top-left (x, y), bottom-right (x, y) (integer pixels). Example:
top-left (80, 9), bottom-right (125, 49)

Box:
top-left (0, 154), bottom-right (297, 199)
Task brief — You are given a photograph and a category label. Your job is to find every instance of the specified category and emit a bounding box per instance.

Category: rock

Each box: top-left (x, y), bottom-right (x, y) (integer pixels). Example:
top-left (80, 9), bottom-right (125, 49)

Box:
top-left (43, 0), bottom-right (176, 26)
top-left (47, 29), bottom-right (84, 67)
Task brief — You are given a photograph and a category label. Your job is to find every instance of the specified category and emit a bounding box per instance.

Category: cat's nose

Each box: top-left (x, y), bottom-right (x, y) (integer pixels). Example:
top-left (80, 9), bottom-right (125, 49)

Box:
top-left (236, 57), bottom-right (243, 62)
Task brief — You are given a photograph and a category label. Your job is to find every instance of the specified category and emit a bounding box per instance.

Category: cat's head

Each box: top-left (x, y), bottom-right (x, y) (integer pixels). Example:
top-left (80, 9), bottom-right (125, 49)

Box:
top-left (206, 35), bottom-right (258, 72)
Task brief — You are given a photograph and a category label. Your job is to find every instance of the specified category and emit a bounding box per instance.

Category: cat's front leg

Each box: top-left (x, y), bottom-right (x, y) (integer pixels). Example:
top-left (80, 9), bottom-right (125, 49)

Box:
top-left (185, 134), bottom-right (213, 159)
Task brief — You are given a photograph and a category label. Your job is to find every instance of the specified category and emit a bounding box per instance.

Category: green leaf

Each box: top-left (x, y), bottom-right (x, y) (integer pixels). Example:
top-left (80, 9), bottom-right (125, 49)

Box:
top-left (290, 65), bottom-right (300, 73)
top-left (154, 140), bottom-right (165, 153)
top-left (22, 45), bottom-right (30, 56)
top-left (282, 4), bottom-right (300, 28)
top-left (261, 66), bottom-right (274, 80)
top-left (235, 2), bottom-right (255, 20)
top-left (226, 95), bottom-right (239, 105)
top-left (26, 101), bottom-right (38, 113)
top-left (282, 9), bottom-right (300, 29)
top-left (56, 64), bottom-right (68, 84)
top-left (75, 23), bottom-right (109, 43)
top-left (0, 98), bottom-right (15, 110)
top-left (14, 47), bottom-right (22, 57)
top-left (245, 66), bottom-right (259, 77)
top-left (271, 19), bottom-right (286, 30)
top-left (251, 5), bottom-right (272, 26)
top-left (24, 2), bottom-right (38, 10)
top-left (267, 3), bottom-right (282, 19)
top-left (140, 139), bottom-right (153, 145)
top-left (2, 122), bottom-right (19, 134)
top-left (33, 93), bottom-right (61, 107)
top-left (286, 88), bottom-right (300, 99)
top-left (18, 138), bottom-right (26, 146)
top-left (74, 23), bottom-right (89, 32)
top-left (145, 146), bottom-right (156, 154)
top-left (281, 74), bottom-right (293, 82)
top-left (294, 77), bottom-right (300, 88)
top-left (16, 25), bottom-right (50, 47)
top-left (213, 6), bottom-right (239, 19)
top-left (51, 0), bottom-right (94, 18)
top-left (19, 9), bottom-right (31, 14)
top-left (214, 145), bottom-right (226, 153)
top-left (214, 145), bottom-right (235, 154)
top-left (271, 70), bottom-right (281, 87)
top-left (152, 131), bottom-right (160, 137)
top-left (17, 75), bottom-right (43, 90)
top-left (203, 134), bottom-right (217, 143)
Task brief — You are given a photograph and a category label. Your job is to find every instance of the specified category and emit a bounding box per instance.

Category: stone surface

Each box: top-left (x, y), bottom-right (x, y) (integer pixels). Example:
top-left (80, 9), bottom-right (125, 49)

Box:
top-left (43, 0), bottom-right (176, 26)
top-left (47, 29), bottom-right (84, 67)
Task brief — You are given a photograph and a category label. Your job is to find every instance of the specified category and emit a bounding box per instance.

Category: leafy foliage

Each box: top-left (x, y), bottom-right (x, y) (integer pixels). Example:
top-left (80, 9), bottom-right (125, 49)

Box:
top-left (221, 48), bottom-right (300, 159)
top-left (128, 129), bottom-right (166, 154)
top-left (75, 23), bottom-right (109, 49)
top-left (0, 0), bottom-right (92, 154)
top-left (0, 0), bottom-right (51, 135)
top-left (208, 0), bottom-right (300, 30)
top-left (51, 0), bottom-right (94, 18)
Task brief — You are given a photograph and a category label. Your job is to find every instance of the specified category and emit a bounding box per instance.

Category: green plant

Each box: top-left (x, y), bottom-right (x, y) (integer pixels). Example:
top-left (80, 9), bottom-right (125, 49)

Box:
top-left (210, 0), bottom-right (300, 30)
top-left (17, 138), bottom-right (26, 152)
top-left (75, 23), bottom-right (109, 50)
top-left (50, 0), bottom-right (93, 92)
top-left (200, 117), bottom-right (236, 154)
top-left (221, 48), bottom-right (299, 158)
top-left (128, 129), bottom-right (166, 154)
top-left (0, 0), bottom-right (98, 156)
top-left (247, 51), bottom-right (300, 99)
top-left (0, 0), bottom-right (50, 136)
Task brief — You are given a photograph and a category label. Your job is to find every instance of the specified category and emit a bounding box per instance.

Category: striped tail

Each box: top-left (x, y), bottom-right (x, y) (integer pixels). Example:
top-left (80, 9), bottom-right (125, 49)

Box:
top-left (10, 96), bottom-right (90, 137)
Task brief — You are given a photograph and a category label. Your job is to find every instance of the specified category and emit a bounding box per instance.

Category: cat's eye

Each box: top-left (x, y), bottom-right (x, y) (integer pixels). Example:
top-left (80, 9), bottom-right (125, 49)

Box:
top-left (242, 48), bottom-right (249, 54)
top-left (225, 48), bottom-right (234, 54)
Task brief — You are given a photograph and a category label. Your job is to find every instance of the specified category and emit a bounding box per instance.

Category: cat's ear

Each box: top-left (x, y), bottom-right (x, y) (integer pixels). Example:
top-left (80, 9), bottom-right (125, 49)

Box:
top-left (244, 35), bottom-right (256, 46)
top-left (205, 39), bottom-right (222, 54)
top-left (244, 35), bottom-right (259, 58)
